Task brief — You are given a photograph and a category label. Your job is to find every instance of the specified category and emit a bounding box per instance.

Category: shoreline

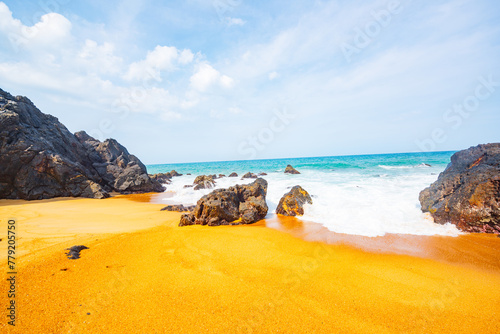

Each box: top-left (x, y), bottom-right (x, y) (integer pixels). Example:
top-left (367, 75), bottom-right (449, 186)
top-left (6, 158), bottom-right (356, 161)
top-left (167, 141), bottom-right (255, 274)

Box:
top-left (1, 195), bottom-right (499, 333)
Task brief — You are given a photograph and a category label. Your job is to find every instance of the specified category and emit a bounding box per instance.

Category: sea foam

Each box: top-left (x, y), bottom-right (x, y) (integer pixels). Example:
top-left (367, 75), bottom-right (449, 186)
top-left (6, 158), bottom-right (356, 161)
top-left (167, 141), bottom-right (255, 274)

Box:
top-left (158, 165), bottom-right (461, 238)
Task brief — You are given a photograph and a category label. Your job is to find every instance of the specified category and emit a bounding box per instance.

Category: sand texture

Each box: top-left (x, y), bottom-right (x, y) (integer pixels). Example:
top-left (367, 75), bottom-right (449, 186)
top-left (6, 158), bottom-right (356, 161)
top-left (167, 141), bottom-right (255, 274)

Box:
top-left (1, 196), bottom-right (499, 333)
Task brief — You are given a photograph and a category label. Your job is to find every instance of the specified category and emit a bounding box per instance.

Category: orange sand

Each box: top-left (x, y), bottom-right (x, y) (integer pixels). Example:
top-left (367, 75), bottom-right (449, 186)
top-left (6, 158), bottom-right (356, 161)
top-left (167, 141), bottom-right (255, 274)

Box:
top-left (1, 196), bottom-right (499, 333)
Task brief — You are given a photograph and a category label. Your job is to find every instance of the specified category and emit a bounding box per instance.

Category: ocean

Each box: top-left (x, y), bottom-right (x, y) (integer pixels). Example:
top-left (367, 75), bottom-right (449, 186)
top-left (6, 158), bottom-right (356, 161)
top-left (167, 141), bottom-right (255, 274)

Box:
top-left (147, 151), bottom-right (461, 237)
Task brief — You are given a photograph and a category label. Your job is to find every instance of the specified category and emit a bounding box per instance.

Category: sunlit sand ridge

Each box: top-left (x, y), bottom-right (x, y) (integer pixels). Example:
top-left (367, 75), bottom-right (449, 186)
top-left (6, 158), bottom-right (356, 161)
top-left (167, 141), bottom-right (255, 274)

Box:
top-left (1, 196), bottom-right (499, 333)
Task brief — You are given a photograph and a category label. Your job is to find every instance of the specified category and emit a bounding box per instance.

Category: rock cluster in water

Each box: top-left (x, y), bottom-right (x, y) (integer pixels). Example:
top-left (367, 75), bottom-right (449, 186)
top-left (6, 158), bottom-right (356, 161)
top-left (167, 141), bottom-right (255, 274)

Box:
top-left (179, 178), bottom-right (268, 226)
top-left (420, 143), bottom-right (500, 233)
top-left (0, 88), bottom-right (163, 200)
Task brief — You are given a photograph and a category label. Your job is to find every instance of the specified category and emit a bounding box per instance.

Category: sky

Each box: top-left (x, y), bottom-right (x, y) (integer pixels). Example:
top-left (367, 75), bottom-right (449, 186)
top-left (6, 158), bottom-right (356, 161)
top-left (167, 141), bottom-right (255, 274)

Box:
top-left (0, 0), bottom-right (499, 164)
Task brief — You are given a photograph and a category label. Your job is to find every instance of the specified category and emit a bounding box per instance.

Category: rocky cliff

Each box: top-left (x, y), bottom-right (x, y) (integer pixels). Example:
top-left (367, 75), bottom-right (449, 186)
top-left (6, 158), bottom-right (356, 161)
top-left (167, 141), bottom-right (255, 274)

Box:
top-left (0, 88), bottom-right (164, 200)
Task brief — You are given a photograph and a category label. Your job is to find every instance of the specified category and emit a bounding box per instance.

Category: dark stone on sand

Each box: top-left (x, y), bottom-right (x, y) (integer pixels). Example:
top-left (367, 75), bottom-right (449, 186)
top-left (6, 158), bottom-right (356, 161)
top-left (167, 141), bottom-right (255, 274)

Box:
top-left (0, 88), bottom-right (163, 200)
top-left (65, 245), bottom-right (89, 260)
top-left (276, 186), bottom-right (313, 216)
top-left (419, 143), bottom-right (500, 234)
top-left (161, 204), bottom-right (195, 212)
top-left (179, 178), bottom-right (268, 227)
top-left (284, 165), bottom-right (300, 174)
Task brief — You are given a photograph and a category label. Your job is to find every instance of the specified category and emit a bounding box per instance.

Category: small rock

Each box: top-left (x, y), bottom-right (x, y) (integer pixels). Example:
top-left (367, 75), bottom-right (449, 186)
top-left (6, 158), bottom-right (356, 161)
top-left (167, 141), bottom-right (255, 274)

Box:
top-left (170, 170), bottom-right (183, 177)
top-left (193, 175), bottom-right (216, 190)
top-left (242, 172), bottom-right (258, 179)
top-left (284, 165), bottom-right (300, 174)
top-left (276, 186), bottom-right (312, 216)
top-left (229, 172), bottom-right (238, 177)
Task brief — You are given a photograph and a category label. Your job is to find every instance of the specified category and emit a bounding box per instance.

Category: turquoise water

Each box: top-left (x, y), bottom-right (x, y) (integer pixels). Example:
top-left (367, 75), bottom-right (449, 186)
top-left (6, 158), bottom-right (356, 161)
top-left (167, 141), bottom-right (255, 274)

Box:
top-left (147, 151), bottom-right (454, 176)
top-left (146, 151), bottom-right (460, 237)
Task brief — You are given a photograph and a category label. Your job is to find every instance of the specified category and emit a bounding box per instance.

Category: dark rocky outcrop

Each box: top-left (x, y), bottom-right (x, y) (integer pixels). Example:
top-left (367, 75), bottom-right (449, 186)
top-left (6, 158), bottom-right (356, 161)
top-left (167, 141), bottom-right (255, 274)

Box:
top-left (276, 186), bottom-right (313, 216)
top-left (161, 204), bottom-right (195, 212)
top-left (419, 144), bottom-right (500, 233)
top-left (179, 178), bottom-right (268, 226)
top-left (75, 131), bottom-right (164, 194)
top-left (259, 172), bottom-right (268, 176)
top-left (193, 175), bottom-right (216, 190)
top-left (229, 172), bottom-right (238, 177)
top-left (242, 172), bottom-right (258, 179)
top-left (0, 88), bottom-right (163, 200)
top-left (284, 165), bottom-right (300, 174)
top-left (218, 174), bottom-right (226, 178)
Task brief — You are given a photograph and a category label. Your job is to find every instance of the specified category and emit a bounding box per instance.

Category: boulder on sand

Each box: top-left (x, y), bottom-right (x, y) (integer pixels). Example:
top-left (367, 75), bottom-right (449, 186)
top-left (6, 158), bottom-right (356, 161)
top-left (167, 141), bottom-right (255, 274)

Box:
top-left (179, 178), bottom-right (268, 226)
top-left (276, 186), bottom-right (313, 216)
top-left (284, 165), bottom-right (300, 174)
top-left (419, 143), bottom-right (500, 234)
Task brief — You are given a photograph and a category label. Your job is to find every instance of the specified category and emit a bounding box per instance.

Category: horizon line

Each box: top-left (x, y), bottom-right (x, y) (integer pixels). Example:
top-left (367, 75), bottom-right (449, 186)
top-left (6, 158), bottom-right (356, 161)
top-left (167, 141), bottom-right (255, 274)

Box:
top-left (145, 149), bottom-right (459, 167)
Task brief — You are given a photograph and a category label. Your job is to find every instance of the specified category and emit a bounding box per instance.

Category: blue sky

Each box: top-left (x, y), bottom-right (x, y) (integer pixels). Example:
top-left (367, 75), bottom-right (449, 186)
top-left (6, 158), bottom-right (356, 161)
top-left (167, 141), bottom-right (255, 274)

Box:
top-left (0, 0), bottom-right (499, 164)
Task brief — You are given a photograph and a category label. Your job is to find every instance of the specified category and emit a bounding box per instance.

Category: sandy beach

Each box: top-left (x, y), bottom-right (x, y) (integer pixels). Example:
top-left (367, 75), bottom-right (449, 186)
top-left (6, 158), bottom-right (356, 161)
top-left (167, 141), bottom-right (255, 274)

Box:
top-left (1, 195), bottom-right (499, 333)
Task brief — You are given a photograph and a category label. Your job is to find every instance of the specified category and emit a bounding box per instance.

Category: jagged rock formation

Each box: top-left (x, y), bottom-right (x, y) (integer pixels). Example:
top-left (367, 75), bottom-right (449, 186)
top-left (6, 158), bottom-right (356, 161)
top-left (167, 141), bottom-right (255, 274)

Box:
top-left (0, 88), bottom-right (163, 200)
top-left (149, 173), bottom-right (172, 185)
top-left (419, 143), bottom-right (500, 233)
top-left (276, 186), bottom-right (313, 216)
top-left (179, 178), bottom-right (268, 226)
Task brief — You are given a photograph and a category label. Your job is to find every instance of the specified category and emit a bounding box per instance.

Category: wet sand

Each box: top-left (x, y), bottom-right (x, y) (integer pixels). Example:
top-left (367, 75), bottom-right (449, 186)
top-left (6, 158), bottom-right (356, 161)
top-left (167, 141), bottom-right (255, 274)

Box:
top-left (1, 195), bottom-right (499, 333)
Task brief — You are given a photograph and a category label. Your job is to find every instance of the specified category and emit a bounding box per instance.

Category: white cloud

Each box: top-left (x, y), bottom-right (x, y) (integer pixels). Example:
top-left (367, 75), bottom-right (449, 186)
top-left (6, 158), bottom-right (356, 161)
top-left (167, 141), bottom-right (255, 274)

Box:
top-left (124, 45), bottom-right (194, 82)
top-left (78, 40), bottom-right (123, 75)
top-left (190, 62), bottom-right (234, 92)
top-left (0, 3), bottom-right (72, 53)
